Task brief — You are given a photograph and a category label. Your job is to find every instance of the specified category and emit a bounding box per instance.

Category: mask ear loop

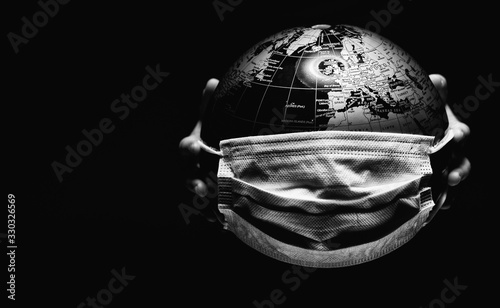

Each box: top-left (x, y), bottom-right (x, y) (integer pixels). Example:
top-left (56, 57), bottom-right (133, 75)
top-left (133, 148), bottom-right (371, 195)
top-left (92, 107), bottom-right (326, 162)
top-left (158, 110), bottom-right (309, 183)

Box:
top-left (198, 140), bottom-right (223, 157)
top-left (196, 139), bottom-right (227, 227)
top-left (423, 128), bottom-right (454, 226)
top-left (427, 128), bottom-right (454, 155)
top-left (423, 187), bottom-right (448, 227)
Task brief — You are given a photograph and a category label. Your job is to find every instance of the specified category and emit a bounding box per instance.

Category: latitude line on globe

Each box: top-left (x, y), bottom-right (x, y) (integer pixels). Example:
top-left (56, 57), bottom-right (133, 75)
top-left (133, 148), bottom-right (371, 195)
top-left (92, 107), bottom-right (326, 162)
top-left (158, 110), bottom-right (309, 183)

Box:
top-left (247, 82), bottom-right (319, 90)
top-left (233, 83), bottom-right (249, 115)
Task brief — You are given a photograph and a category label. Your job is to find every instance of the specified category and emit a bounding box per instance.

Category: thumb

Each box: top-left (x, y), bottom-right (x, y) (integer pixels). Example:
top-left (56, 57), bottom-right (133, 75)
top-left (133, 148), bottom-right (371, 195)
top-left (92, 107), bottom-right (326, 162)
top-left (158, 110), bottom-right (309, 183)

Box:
top-left (429, 74), bottom-right (448, 103)
top-left (179, 134), bottom-right (201, 157)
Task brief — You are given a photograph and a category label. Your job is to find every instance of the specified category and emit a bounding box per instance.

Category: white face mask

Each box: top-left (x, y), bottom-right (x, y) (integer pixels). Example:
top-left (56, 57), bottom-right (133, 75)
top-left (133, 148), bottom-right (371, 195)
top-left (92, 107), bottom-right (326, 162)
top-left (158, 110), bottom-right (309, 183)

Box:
top-left (200, 129), bottom-right (453, 268)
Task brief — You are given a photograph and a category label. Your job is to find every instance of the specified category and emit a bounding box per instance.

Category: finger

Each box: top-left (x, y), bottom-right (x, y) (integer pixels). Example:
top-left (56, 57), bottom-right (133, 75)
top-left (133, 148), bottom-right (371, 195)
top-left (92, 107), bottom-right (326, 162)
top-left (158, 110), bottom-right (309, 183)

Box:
top-left (428, 75), bottom-right (470, 143)
top-left (445, 105), bottom-right (471, 143)
top-left (179, 135), bottom-right (201, 157)
top-left (186, 178), bottom-right (208, 198)
top-left (203, 78), bottom-right (219, 100)
top-left (451, 122), bottom-right (471, 144)
top-left (179, 135), bottom-right (208, 197)
top-left (200, 78), bottom-right (219, 116)
top-left (446, 110), bottom-right (470, 145)
top-left (429, 74), bottom-right (448, 102)
top-left (448, 156), bottom-right (471, 186)
top-left (180, 152), bottom-right (208, 198)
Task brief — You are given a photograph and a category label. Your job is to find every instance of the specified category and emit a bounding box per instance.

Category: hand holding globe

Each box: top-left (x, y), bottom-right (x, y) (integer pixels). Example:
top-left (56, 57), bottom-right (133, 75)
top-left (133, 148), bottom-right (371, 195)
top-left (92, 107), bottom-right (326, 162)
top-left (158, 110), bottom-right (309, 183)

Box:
top-left (179, 24), bottom-right (470, 267)
top-left (178, 24), bottom-right (472, 266)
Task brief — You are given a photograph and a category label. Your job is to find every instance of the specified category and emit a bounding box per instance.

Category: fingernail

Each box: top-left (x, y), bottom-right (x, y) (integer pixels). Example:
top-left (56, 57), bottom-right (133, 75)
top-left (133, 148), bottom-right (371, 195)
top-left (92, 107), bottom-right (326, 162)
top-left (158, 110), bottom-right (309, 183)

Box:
top-left (440, 76), bottom-right (447, 88)
top-left (194, 183), bottom-right (207, 197)
top-left (189, 142), bottom-right (199, 153)
top-left (453, 129), bottom-right (464, 142)
top-left (448, 171), bottom-right (461, 186)
top-left (436, 190), bottom-right (447, 208)
top-left (441, 168), bottom-right (449, 179)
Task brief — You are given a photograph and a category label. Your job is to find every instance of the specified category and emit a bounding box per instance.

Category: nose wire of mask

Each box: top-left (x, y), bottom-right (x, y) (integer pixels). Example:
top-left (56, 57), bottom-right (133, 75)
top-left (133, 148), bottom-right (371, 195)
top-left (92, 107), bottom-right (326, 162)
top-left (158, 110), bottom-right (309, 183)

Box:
top-left (198, 129), bottom-right (453, 268)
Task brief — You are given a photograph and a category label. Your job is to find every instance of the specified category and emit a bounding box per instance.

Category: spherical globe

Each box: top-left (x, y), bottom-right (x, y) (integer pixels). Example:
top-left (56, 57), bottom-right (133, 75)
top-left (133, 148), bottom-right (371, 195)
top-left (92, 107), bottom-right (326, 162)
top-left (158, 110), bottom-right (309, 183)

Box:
top-left (201, 24), bottom-right (448, 147)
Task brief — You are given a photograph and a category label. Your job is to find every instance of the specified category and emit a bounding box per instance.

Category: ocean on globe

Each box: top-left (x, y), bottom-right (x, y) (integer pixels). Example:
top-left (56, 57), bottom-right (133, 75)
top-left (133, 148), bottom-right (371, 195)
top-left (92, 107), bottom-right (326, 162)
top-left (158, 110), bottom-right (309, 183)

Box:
top-left (201, 24), bottom-right (448, 148)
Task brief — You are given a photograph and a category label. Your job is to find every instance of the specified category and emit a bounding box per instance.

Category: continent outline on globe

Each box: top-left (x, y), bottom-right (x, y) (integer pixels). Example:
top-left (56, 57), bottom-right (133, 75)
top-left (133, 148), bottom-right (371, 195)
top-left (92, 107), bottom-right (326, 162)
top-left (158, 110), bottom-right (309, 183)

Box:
top-left (204, 24), bottom-right (448, 145)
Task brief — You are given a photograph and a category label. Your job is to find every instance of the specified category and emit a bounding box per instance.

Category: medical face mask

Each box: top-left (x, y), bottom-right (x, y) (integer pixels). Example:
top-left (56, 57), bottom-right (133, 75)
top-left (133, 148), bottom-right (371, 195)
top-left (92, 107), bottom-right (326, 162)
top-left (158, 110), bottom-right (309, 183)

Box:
top-left (199, 129), bottom-right (453, 268)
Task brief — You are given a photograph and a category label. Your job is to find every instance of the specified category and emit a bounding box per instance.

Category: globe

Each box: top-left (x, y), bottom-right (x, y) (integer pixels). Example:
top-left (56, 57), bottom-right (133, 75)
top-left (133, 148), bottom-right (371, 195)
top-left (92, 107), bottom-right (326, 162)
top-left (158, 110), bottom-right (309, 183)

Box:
top-left (201, 24), bottom-right (448, 148)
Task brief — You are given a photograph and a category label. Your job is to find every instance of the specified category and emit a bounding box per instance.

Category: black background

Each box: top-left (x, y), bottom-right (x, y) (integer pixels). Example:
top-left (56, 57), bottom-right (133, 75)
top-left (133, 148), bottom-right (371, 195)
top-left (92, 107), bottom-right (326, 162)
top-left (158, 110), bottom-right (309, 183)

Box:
top-left (4, 0), bottom-right (498, 307)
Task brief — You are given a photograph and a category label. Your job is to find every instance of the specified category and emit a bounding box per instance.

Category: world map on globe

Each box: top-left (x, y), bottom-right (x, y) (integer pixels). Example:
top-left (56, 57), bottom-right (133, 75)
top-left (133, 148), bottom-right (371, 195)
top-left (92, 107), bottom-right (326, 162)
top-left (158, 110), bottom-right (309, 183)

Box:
top-left (203, 24), bottom-right (448, 144)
